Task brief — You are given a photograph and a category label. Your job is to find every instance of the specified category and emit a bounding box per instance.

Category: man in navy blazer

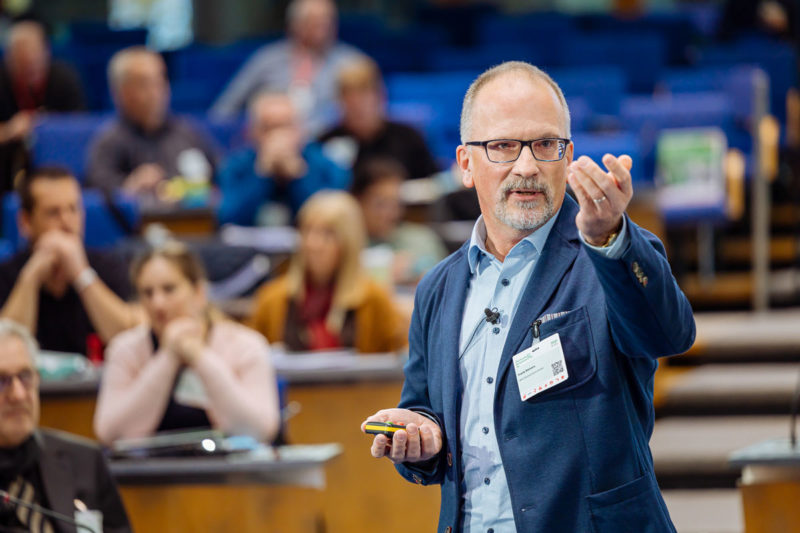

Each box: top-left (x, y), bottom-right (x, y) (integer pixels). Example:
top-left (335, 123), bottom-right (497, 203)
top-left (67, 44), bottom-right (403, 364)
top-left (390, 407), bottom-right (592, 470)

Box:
top-left (362, 61), bottom-right (695, 532)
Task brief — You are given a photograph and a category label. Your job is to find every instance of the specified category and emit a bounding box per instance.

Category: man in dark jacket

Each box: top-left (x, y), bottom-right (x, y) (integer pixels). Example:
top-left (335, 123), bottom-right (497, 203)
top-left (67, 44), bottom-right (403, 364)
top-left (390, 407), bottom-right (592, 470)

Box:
top-left (0, 19), bottom-right (85, 193)
top-left (0, 319), bottom-right (131, 532)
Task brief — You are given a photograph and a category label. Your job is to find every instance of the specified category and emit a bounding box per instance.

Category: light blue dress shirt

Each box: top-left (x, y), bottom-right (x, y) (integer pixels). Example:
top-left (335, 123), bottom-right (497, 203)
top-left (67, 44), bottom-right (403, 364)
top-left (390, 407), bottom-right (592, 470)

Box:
top-left (458, 210), bottom-right (629, 532)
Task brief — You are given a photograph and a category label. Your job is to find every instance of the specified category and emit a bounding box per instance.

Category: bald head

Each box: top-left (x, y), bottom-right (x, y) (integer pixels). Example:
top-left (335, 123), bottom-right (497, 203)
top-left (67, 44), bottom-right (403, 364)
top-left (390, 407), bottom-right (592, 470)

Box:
top-left (108, 47), bottom-right (169, 131)
top-left (460, 62), bottom-right (571, 144)
top-left (5, 20), bottom-right (49, 84)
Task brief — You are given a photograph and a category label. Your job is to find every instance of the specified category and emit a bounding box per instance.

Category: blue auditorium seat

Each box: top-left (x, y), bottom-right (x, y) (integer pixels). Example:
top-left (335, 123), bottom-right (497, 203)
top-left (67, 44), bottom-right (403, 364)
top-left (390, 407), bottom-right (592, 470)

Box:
top-left (476, 12), bottom-right (576, 54)
top-left (549, 66), bottom-right (626, 116)
top-left (2, 190), bottom-right (139, 252)
top-left (32, 114), bottom-right (113, 181)
top-left (425, 45), bottom-right (546, 73)
top-left (571, 132), bottom-right (644, 183)
top-left (620, 92), bottom-right (735, 181)
top-left (657, 65), bottom-right (765, 153)
top-left (577, 12), bottom-right (695, 64)
top-left (560, 32), bottom-right (667, 93)
top-left (695, 36), bottom-right (798, 123)
top-left (169, 40), bottom-right (272, 110)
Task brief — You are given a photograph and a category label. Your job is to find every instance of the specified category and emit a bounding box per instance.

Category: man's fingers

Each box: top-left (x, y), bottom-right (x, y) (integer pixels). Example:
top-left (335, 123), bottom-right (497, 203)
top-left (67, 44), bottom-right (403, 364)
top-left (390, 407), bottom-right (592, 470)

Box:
top-left (568, 171), bottom-right (599, 212)
top-left (570, 166), bottom-right (608, 207)
top-left (404, 424), bottom-right (421, 461)
top-left (419, 425), bottom-right (442, 460)
top-left (601, 153), bottom-right (633, 196)
top-left (370, 434), bottom-right (390, 458)
top-left (389, 430), bottom-right (408, 463)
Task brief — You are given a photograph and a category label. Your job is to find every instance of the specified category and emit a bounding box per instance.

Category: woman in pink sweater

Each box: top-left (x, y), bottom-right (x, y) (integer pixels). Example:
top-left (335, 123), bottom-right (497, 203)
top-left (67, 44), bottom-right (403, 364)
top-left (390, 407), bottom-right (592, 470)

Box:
top-left (93, 241), bottom-right (280, 445)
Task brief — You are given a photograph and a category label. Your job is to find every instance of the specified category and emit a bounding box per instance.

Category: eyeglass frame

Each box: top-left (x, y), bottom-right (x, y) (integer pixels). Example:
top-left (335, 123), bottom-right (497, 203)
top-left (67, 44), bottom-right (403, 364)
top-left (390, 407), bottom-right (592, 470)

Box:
top-left (0, 369), bottom-right (39, 395)
top-left (464, 137), bottom-right (572, 163)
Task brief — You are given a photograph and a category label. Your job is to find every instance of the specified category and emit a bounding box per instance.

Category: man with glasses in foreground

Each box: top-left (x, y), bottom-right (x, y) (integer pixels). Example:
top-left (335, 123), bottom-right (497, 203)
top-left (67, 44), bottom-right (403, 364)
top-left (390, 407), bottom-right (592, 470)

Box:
top-left (362, 61), bottom-right (695, 532)
top-left (0, 319), bottom-right (131, 532)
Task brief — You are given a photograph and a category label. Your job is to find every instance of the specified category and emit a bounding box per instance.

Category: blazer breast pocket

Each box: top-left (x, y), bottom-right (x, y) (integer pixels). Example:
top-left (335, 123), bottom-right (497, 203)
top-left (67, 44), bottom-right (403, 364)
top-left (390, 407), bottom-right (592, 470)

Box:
top-left (524, 306), bottom-right (598, 401)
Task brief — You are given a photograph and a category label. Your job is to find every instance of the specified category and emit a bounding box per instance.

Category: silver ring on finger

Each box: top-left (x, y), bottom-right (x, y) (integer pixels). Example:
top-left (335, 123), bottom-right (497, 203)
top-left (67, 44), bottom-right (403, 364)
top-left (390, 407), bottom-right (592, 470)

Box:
top-left (593, 196), bottom-right (607, 205)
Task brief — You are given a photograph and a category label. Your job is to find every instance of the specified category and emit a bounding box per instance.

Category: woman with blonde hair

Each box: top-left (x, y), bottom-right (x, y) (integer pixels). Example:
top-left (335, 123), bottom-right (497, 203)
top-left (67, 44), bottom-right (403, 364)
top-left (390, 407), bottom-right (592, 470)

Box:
top-left (250, 190), bottom-right (406, 352)
top-left (94, 241), bottom-right (280, 445)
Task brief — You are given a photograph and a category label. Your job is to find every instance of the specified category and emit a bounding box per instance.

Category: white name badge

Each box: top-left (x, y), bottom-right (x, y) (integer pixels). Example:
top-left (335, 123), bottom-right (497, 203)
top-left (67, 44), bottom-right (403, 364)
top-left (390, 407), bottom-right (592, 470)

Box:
top-left (512, 333), bottom-right (569, 401)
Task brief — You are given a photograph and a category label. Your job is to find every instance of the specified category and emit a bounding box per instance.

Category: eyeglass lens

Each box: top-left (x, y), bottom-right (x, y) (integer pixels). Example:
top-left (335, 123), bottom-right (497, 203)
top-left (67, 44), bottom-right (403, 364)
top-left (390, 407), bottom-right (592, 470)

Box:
top-left (486, 139), bottom-right (565, 162)
top-left (0, 369), bottom-right (36, 393)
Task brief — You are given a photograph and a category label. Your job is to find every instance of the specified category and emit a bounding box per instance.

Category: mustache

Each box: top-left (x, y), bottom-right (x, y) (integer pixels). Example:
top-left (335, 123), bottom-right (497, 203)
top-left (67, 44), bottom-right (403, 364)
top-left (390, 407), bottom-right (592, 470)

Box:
top-left (499, 178), bottom-right (548, 195)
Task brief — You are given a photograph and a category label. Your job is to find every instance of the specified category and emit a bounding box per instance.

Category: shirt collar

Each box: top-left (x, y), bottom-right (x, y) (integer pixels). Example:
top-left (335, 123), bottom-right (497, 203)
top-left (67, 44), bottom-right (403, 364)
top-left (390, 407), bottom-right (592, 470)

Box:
top-left (467, 207), bottom-right (561, 274)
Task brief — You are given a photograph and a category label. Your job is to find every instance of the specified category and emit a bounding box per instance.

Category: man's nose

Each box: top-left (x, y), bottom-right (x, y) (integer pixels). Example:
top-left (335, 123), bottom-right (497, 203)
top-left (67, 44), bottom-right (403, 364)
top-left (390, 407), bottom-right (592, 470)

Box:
top-left (514, 143), bottom-right (541, 174)
top-left (6, 376), bottom-right (28, 402)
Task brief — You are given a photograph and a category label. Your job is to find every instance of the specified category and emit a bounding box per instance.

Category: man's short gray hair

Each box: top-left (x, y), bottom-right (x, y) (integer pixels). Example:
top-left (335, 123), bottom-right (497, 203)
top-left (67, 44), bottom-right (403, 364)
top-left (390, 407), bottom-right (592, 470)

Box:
top-left (286, 0), bottom-right (334, 26)
top-left (459, 61), bottom-right (571, 144)
top-left (0, 319), bottom-right (39, 365)
top-left (107, 46), bottom-right (160, 92)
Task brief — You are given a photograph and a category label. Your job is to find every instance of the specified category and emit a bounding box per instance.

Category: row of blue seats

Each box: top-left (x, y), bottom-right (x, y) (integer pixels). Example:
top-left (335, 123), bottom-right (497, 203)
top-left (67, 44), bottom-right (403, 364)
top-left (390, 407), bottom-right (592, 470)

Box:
top-left (27, 62), bottom-right (765, 188)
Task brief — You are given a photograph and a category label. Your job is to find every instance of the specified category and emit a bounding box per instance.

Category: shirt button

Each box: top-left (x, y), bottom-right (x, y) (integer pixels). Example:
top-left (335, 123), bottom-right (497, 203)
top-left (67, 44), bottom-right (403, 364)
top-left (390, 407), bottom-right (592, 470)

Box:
top-left (492, 327), bottom-right (500, 334)
top-left (484, 477), bottom-right (491, 485)
top-left (486, 377), bottom-right (493, 384)
top-left (488, 529), bottom-right (495, 533)
top-left (501, 278), bottom-right (509, 286)
top-left (482, 426), bottom-right (489, 434)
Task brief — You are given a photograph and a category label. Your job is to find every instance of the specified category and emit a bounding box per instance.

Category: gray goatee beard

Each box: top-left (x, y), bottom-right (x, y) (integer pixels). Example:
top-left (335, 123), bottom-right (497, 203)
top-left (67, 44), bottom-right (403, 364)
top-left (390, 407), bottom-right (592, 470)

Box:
top-left (495, 177), bottom-right (554, 231)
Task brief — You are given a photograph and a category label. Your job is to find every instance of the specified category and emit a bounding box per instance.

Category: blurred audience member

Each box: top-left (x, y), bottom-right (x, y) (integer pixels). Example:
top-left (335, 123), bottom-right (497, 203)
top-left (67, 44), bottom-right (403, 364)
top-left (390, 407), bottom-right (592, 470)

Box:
top-left (319, 57), bottom-right (439, 179)
top-left (250, 191), bottom-right (406, 353)
top-left (351, 157), bottom-right (447, 285)
top-left (94, 241), bottom-right (280, 445)
top-left (718, 0), bottom-right (800, 43)
top-left (211, 0), bottom-right (364, 135)
top-left (0, 168), bottom-right (138, 355)
top-left (0, 319), bottom-right (132, 533)
top-left (87, 47), bottom-right (217, 202)
top-left (0, 19), bottom-right (85, 193)
top-left (216, 91), bottom-right (349, 226)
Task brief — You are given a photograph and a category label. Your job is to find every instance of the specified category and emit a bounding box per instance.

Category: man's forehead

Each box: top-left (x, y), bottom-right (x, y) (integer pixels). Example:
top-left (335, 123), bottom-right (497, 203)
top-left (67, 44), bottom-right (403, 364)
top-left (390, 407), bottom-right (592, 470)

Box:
top-left (0, 337), bottom-right (33, 371)
top-left (31, 178), bottom-right (79, 198)
top-left (471, 73), bottom-right (566, 134)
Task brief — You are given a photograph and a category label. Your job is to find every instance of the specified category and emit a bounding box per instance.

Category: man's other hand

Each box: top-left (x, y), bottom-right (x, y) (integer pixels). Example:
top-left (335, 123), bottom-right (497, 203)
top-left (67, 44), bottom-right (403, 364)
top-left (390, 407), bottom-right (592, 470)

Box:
top-left (123, 163), bottom-right (166, 194)
top-left (567, 154), bottom-right (633, 246)
top-left (361, 408), bottom-right (443, 465)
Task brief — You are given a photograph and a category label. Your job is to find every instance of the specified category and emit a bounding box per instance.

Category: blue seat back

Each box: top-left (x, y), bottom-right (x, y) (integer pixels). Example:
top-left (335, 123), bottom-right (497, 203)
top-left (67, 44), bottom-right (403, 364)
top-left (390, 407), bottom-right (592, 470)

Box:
top-left (32, 114), bottom-right (113, 181)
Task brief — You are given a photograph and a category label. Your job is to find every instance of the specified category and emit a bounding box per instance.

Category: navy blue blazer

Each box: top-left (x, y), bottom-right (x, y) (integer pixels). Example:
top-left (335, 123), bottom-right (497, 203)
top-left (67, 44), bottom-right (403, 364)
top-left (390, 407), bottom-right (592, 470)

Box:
top-left (396, 195), bottom-right (695, 533)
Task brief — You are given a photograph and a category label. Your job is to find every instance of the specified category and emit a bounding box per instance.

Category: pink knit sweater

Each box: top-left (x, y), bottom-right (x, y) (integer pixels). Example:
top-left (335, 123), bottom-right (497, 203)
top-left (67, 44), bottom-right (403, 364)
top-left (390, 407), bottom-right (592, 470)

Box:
top-left (93, 321), bottom-right (281, 444)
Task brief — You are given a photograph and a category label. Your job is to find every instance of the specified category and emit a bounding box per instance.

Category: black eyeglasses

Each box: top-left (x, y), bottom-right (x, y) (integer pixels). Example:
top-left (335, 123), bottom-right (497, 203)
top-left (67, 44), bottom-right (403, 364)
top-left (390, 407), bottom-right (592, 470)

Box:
top-left (465, 138), bottom-right (571, 163)
top-left (0, 369), bottom-right (38, 394)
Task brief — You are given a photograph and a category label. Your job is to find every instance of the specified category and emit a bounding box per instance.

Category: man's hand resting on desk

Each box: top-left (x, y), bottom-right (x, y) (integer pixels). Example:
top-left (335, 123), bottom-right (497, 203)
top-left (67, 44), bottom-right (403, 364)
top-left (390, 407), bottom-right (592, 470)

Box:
top-left (361, 408), bottom-right (442, 465)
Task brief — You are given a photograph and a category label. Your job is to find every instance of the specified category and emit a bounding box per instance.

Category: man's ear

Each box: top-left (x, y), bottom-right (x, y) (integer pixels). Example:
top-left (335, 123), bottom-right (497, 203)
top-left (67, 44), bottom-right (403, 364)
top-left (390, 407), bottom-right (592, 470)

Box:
top-left (456, 145), bottom-right (474, 189)
top-left (18, 210), bottom-right (32, 240)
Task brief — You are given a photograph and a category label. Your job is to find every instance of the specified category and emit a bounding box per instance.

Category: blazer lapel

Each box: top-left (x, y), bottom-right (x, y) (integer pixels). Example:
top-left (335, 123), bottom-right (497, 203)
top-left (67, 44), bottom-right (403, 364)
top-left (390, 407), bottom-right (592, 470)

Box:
top-left (36, 432), bottom-right (77, 533)
top-left (496, 198), bottom-right (581, 380)
top-left (439, 246), bottom-right (471, 437)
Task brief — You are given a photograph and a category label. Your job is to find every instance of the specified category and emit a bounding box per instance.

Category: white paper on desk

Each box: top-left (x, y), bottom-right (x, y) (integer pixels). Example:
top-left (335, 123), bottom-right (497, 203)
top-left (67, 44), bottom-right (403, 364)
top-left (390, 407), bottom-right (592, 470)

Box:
top-left (219, 224), bottom-right (298, 253)
top-left (174, 369), bottom-right (209, 409)
top-left (270, 349), bottom-right (401, 373)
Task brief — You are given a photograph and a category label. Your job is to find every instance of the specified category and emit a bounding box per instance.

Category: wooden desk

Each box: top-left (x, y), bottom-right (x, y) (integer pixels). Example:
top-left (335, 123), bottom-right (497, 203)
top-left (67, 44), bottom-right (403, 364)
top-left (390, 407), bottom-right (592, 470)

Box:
top-left (39, 355), bottom-right (443, 532)
top-left (39, 375), bottom-right (99, 440)
top-left (279, 353), bottom-right (440, 533)
top-left (140, 204), bottom-right (216, 236)
top-left (113, 445), bottom-right (340, 533)
top-left (730, 438), bottom-right (800, 533)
